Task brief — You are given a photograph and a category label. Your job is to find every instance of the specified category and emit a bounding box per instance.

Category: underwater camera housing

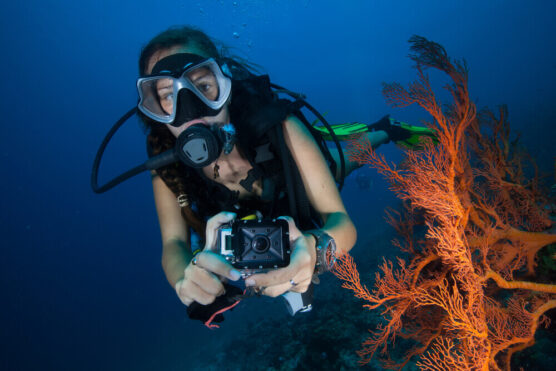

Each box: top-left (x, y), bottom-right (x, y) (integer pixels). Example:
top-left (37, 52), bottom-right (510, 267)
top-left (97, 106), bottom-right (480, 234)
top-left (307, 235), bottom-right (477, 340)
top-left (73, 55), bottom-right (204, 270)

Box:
top-left (217, 219), bottom-right (291, 271)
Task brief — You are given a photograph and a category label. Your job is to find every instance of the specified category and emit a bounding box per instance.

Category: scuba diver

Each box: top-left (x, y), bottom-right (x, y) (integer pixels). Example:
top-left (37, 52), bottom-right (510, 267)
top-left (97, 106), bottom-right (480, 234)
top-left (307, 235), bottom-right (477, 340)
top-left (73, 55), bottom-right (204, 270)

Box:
top-left (91, 26), bottom-right (437, 327)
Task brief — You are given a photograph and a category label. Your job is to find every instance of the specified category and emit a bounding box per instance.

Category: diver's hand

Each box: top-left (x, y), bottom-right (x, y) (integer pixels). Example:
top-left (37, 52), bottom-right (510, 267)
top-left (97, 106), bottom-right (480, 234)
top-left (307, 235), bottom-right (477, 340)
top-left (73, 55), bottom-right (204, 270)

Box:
top-left (175, 212), bottom-right (242, 306)
top-left (244, 216), bottom-right (317, 297)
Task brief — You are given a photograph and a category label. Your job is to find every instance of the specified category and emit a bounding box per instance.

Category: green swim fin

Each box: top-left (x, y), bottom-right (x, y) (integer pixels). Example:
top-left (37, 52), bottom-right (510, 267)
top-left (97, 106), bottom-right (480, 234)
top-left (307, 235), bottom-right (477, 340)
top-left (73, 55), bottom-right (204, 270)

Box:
top-left (367, 115), bottom-right (438, 150)
top-left (390, 118), bottom-right (438, 149)
top-left (312, 115), bottom-right (438, 150)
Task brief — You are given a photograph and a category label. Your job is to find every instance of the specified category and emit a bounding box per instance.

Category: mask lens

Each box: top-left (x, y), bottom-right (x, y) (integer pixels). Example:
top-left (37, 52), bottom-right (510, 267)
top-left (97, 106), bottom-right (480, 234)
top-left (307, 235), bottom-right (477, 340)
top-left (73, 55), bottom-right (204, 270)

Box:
top-left (138, 77), bottom-right (176, 120)
top-left (154, 78), bottom-right (175, 114)
top-left (185, 65), bottom-right (220, 101)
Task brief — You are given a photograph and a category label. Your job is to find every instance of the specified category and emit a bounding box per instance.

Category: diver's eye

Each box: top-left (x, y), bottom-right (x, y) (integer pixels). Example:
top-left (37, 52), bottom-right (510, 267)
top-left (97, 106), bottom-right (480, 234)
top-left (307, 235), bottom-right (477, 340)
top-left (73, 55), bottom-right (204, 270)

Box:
top-left (198, 83), bottom-right (209, 91)
top-left (157, 91), bottom-right (174, 115)
top-left (198, 83), bottom-right (213, 93)
top-left (187, 67), bottom-right (219, 101)
top-left (194, 80), bottom-right (218, 100)
top-left (160, 92), bottom-right (174, 102)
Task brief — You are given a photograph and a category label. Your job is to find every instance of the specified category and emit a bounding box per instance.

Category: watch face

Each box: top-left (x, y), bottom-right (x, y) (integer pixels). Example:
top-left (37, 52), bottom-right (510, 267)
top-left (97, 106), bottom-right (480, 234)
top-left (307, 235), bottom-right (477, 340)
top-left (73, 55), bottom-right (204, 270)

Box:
top-left (311, 230), bottom-right (336, 273)
top-left (324, 240), bottom-right (337, 269)
top-left (325, 247), bottom-right (336, 268)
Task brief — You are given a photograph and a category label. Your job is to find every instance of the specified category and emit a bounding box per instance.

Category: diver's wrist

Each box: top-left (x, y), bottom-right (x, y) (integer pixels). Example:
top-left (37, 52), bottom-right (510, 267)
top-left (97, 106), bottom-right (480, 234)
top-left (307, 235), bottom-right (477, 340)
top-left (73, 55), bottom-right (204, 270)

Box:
top-left (303, 233), bottom-right (318, 261)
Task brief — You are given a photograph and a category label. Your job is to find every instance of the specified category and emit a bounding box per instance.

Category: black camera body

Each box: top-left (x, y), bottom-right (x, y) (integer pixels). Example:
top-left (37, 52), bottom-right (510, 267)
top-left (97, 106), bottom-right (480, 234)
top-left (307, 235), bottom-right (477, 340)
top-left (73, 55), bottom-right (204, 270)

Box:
top-left (217, 218), bottom-right (291, 270)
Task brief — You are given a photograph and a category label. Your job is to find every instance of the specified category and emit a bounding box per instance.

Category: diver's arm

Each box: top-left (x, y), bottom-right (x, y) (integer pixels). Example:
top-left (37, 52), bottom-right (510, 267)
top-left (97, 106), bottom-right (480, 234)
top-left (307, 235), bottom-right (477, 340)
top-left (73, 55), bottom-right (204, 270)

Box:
top-left (283, 116), bottom-right (357, 256)
top-left (151, 173), bottom-right (191, 288)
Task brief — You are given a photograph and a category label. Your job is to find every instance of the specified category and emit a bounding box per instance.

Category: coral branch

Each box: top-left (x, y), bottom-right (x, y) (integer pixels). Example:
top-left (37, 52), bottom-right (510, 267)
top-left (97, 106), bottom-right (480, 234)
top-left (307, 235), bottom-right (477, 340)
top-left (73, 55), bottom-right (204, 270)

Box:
top-left (485, 270), bottom-right (556, 294)
top-left (337, 35), bottom-right (556, 370)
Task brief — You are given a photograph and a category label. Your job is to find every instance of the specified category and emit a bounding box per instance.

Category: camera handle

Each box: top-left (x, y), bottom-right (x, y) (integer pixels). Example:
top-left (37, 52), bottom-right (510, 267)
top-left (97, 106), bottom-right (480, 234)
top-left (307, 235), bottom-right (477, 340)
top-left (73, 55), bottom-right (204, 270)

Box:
top-left (281, 282), bottom-right (314, 315)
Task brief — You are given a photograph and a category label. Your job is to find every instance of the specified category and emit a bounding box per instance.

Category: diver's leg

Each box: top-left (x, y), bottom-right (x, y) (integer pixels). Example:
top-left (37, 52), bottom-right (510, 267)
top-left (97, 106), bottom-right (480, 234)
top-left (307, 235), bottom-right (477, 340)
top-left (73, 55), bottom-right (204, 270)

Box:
top-left (329, 130), bottom-right (389, 181)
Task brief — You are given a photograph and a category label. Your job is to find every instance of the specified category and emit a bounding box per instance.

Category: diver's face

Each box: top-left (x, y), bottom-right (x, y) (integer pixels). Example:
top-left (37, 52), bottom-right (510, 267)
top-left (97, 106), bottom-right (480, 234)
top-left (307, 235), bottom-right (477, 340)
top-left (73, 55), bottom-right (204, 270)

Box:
top-left (146, 46), bottom-right (230, 137)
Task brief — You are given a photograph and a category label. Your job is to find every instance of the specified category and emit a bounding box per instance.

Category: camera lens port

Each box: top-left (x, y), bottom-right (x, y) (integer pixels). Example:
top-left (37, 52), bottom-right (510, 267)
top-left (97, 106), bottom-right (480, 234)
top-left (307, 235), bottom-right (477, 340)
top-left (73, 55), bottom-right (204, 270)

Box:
top-left (252, 235), bottom-right (270, 253)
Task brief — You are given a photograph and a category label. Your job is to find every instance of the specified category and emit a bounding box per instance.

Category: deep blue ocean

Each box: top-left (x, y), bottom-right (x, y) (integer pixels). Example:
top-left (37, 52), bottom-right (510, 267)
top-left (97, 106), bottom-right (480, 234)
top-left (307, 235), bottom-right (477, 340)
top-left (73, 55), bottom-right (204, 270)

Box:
top-left (2, 1), bottom-right (555, 370)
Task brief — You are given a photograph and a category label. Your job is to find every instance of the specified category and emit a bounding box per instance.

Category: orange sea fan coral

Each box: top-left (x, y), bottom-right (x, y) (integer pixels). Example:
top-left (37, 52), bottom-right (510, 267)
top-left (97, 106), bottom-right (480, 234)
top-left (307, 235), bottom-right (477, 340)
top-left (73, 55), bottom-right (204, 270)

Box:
top-left (334, 36), bottom-right (556, 370)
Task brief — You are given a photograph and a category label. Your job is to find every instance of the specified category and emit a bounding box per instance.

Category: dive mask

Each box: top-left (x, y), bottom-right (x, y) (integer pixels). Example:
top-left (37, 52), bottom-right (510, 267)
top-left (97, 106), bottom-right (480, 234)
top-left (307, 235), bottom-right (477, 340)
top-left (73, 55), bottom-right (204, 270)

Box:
top-left (137, 53), bottom-right (232, 126)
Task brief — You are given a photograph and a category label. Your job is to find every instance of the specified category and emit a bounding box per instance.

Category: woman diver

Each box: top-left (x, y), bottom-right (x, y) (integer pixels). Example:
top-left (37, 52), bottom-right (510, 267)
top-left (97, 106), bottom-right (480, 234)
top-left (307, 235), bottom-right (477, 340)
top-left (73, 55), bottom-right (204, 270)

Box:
top-left (93, 25), bottom-right (434, 326)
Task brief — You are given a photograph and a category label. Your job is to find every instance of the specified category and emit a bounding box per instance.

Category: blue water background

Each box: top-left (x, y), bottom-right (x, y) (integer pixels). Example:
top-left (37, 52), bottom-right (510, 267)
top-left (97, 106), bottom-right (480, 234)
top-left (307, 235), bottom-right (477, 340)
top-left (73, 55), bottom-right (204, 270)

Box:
top-left (1, 1), bottom-right (555, 370)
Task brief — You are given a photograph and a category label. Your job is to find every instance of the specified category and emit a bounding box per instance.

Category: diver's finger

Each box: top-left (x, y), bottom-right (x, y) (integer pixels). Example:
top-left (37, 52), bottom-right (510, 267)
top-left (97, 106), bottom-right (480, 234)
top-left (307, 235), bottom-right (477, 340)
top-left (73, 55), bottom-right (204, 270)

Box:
top-left (259, 275), bottom-right (311, 297)
top-left (276, 215), bottom-right (302, 241)
top-left (276, 216), bottom-right (314, 270)
top-left (195, 251), bottom-right (242, 282)
top-left (186, 265), bottom-right (226, 296)
top-left (259, 281), bottom-right (292, 298)
top-left (244, 265), bottom-right (293, 288)
top-left (204, 212), bottom-right (237, 251)
top-left (187, 281), bottom-right (219, 306)
top-left (175, 279), bottom-right (193, 306)
top-left (287, 277), bottom-right (312, 293)
top-left (176, 279), bottom-right (220, 306)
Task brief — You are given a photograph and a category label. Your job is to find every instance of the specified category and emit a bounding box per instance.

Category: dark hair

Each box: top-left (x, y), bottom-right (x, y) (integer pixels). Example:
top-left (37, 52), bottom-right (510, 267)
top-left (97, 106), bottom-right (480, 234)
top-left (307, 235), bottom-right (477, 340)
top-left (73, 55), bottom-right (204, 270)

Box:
top-left (139, 26), bottom-right (226, 242)
top-left (139, 25), bottom-right (220, 76)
